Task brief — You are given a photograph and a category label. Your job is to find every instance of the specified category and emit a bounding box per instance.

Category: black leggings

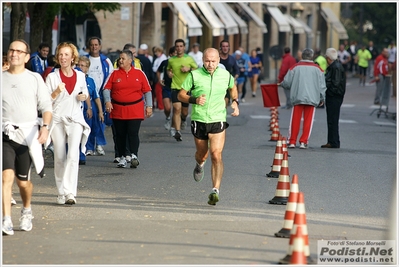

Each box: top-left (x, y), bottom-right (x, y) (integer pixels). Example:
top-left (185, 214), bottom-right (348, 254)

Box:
top-left (112, 119), bottom-right (142, 157)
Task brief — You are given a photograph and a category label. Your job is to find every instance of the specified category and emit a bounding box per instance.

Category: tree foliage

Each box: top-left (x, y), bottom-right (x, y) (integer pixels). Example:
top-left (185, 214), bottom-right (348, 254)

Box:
top-left (9, 3), bottom-right (121, 52)
top-left (348, 3), bottom-right (396, 48)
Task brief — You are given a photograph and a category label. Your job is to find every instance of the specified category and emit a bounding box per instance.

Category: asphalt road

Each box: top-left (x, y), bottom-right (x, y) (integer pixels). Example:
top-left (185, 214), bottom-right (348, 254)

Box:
top-left (2, 75), bottom-right (397, 266)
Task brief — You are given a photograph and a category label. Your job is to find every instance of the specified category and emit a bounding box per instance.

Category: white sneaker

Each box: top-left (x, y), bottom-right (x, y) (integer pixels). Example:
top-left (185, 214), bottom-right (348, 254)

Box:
top-left (170, 127), bottom-right (176, 137)
top-left (96, 145), bottom-right (105, 156)
top-left (2, 220), bottom-right (14, 235)
top-left (19, 210), bottom-right (34, 231)
top-left (288, 144), bottom-right (296, 148)
top-left (11, 197), bottom-right (17, 206)
top-left (57, 195), bottom-right (65, 205)
top-left (241, 98), bottom-right (245, 103)
top-left (117, 156), bottom-right (127, 168)
top-left (164, 118), bottom-right (171, 130)
top-left (113, 157), bottom-right (121, 163)
top-left (125, 155), bottom-right (132, 163)
top-left (65, 193), bottom-right (76, 205)
top-left (299, 143), bottom-right (308, 149)
top-left (85, 150), bottom-right (94, 156)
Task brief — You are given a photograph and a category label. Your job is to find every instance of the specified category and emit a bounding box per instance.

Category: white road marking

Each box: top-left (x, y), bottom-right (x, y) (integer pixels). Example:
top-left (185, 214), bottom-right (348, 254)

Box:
top-left (339, 119), bottom-right (357, 123)
top-left (374, 121), bottom-right (396, 127)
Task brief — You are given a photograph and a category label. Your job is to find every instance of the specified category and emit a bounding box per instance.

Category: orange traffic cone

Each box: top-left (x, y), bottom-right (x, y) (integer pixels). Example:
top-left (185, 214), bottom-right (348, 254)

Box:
top-left (269, 124), bottom-right (280, 141)
top-left (279, 192), bottom-right (315, 264)
top-left (266, 137), bottom-right (283, 178)
top-left (289, 225), bottom-right (307, 264)
top-left (281, 137), bottom-right (291, 158)
top-left (275, 174), bottom-right (299, 237)
top-left (269, 152), bottom-right (290, 205)
top-left (269, 116), bottom-right (276, 131)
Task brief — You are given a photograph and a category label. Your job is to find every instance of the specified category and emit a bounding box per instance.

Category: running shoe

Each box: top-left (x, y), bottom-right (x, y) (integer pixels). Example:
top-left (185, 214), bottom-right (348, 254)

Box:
top-left (288, 144), bottom-right (296, 149)
top-left (125, 155), bottom-right (132, 163)
top-left (170, 127), bottom-right (176, 137)
top-left (174, 131), bottom-right (182, 141)
top-left (11, 197), bottom-right (17, 206)
top-left (164, 118), bottom-right (171, 130)
top-left (193, 162), bottom-right (205, 182)
top-left (85, 150), bottom-right (94, 156)
top-left (113, 157), bottom-right (121, 163)
top-left (19, 210), bottom-right (34, 231)
top-left (130, 154), bottom-right (140, 168)
top-left (117, 156), bottom-right (127, 168)
top-left (208, 189), bottom-right (219, 206)
top-left (2, 220), bottom-right (14, 236)
top-left (57, 195), bottom-right (65, 205)
top-left (65, 193), bottom-right (76, 205)
top-left (299, 143), bottom-right (308, 149)
top-left (96, 145), bottom-right (105, 156)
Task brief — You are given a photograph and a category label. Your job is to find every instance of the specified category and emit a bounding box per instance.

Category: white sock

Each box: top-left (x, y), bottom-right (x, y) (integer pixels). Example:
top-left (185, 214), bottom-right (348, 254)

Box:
top-left (22, 207), bottom-right (32, 214)
top-left (212, 188), bottom-right (219, 194)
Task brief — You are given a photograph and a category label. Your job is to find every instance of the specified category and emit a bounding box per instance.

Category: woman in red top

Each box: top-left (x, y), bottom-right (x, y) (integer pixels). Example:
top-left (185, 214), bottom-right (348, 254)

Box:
top-left (103, 49), bottom-right (153, 168)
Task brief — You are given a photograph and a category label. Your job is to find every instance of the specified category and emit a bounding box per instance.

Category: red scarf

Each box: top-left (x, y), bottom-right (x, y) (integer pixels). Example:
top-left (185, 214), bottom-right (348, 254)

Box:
top-left (59, 69), bottom-right (77, 95)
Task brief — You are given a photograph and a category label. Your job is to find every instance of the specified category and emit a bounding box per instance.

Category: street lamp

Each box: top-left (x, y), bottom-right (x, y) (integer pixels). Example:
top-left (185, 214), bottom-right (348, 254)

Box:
top-left (291, 2), bottom-right (304, 18)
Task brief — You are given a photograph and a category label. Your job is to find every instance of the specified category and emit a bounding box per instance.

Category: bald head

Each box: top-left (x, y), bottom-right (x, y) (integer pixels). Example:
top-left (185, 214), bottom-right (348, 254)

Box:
top-left (202, 48), bottom-right (220, 75)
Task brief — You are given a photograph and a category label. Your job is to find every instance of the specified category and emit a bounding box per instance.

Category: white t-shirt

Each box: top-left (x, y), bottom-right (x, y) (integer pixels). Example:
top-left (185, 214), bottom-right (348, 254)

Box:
top-left (88, 56), bottom-right (104, 93)
top-left (337, 50), bottom-right (351, 64)
top-left (388, 46), bottom-right (396, 63)
top-left (188, 51), bottom-right (203, 68)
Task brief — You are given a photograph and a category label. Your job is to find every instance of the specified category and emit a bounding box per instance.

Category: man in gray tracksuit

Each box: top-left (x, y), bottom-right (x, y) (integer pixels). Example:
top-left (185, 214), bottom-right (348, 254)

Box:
top-left (281, 48), bottom-right (327, 149)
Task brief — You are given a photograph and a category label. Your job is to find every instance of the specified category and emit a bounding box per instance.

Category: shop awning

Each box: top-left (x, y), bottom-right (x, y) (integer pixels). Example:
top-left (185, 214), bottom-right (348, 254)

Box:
top-left (296, 19), bottom-right (314, 38)
top-left (267, 6), bottom-right (291, 32)
top-left (284, 14), bottom-right (305, 34)
top-left (211, 2), bottom-right (239, 35)
top-left (320, 7), bottom-right (349, 39)
top-left (169, 2), bottom-right (202, 37)
top-left (237, 3), bottom-right (268, 33)
top-left (194, 2), bottom-right (225, 36)
top-left (222, 3), bottom-right (248, 34)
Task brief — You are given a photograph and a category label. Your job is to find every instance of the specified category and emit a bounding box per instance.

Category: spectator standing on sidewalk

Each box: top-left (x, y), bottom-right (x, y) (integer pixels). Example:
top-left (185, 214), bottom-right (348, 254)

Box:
top-left (321, 48), bottom-right (346, 149)
top-left (2, 39), bottom-right (53, 235)
top-left (373, 48), bottom-right (389, 105)
top-left (280, 48), bottom-right (326, 149)
top-left (178, 48), bottom-right (239, 205)
top-left (278, 47), bottom-right (297, 109)
top-left (45, 42), bottom-right (91, 205)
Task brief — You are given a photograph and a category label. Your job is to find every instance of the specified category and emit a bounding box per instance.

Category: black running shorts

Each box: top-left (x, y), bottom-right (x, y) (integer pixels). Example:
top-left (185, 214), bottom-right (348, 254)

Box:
top-left (191, 121), bottom-right (229, 140)
top-left (171, 89), bottom-right (189, 107)
top-left (2, 136), bottom-right (32, 181)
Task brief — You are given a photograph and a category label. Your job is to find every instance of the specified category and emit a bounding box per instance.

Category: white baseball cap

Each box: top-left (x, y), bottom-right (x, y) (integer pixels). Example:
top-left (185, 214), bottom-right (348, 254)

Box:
top-left (140, 44), bottom-right (148, 50)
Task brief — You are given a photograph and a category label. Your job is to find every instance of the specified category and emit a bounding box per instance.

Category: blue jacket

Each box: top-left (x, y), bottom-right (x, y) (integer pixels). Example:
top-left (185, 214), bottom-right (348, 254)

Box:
top-left (29, 52), bottom-right (47, 75)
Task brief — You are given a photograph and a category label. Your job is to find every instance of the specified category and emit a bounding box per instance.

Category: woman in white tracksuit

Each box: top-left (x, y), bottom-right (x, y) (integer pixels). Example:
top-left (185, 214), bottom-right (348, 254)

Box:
top-left (45, 42), bottom-right (90, 205)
